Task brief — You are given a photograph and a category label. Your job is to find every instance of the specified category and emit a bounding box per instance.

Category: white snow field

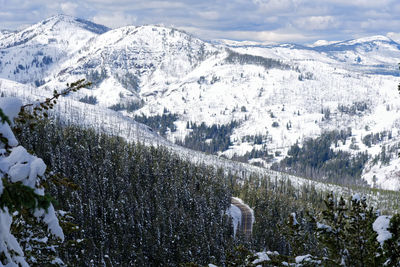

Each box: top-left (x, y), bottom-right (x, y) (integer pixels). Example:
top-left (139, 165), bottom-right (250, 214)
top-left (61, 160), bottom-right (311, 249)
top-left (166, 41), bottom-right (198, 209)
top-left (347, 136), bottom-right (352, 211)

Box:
top-left (1, 15), bottom-right (400, 199)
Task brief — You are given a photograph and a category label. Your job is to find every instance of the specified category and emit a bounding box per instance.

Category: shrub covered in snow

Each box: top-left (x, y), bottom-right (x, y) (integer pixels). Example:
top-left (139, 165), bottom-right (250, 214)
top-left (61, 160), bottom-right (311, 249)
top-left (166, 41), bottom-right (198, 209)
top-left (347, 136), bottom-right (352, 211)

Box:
top-left (0, 80), bottom-right (90, 266)
top-left (0, 97), bottom-right (64, 266)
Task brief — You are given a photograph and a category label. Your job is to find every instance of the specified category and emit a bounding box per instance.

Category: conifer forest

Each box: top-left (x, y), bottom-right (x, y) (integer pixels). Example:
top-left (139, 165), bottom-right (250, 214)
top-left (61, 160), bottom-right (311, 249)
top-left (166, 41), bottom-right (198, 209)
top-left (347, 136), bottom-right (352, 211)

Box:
top-left (1, 11), bottom-right (400, 267)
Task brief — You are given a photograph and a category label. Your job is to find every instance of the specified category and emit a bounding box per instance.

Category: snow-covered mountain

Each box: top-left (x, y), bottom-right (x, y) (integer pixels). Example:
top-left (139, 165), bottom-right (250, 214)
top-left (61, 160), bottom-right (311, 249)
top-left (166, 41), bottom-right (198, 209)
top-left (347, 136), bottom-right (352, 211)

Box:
top-left (1, 15), bottom-right (400, 190)
top-left (0, 15), bottom-right (109, 84)
top-left (0, 29), bottom-right (15, 40)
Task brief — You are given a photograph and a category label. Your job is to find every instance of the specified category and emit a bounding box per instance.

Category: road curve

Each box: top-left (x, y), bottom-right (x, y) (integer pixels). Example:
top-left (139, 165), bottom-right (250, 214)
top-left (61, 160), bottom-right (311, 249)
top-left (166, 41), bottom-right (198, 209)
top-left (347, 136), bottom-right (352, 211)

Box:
top-left (231, 197), bottom-right (253, 239)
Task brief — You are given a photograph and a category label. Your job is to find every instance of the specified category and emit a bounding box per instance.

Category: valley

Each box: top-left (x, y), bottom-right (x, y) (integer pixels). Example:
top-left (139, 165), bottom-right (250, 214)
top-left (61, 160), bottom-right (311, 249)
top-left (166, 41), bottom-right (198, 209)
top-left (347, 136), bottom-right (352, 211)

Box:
top-left (1, 15), bottom-right (400, 190)
top-left (1, 14), bottom-right (400, 266)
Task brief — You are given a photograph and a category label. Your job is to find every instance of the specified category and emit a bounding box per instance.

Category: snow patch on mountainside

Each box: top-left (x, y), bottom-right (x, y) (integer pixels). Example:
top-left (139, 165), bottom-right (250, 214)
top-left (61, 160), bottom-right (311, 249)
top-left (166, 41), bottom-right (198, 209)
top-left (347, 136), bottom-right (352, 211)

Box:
top-left (1, 16), bottom-right (400, 190)
top-left (0, 15), bottom-right (108, 84)
top-left (363, 158), bottom-right (400, 190)
top-left (2, 77), bottom-right (399, 212)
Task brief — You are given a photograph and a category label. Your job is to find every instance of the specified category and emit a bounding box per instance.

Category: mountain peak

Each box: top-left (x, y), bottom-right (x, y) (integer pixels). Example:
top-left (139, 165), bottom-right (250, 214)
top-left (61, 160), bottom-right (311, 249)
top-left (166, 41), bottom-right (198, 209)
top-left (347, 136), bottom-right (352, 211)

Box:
top-left (310, 34), bottom-right (400, 55)
top-left (39, 14), bottom-right (110, 35)
top-left (342, 35), bottom-right (395, 45)
top-left (0, 14), bottom-right (109, 50)
top-left (309, 39), bottom-right (340, 47)
top-left (92, 23), bottom-right (205, 49)
top-left (212, 39), bottom-right (278, 48)
top-left (42, 14), bottom-right (76, 23)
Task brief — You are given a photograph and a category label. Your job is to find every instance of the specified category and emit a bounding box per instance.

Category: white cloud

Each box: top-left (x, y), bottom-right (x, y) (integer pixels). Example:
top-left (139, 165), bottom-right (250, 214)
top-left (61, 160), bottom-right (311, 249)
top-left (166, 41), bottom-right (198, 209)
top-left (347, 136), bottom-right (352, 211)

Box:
top-left (92, 12), bottom-right (137, 28)
top-left (363, 10), bottom-right (391, 19)
top-left (197, 11), bottom-right (220, 20)
top-left (0, 11), bottom-right (14, 19)
top-left (326, 0), bottom-right (394, 8)
top-left (360, 19), bottom-right (400, 31)
top-left (181, 26), bottom-right (310, 42)
top-left (295, 16), bottom-right (339, 31)
top-left (247, 30), bottom-right (308, 42)
top-left (86, 0), bottom-right (186, 10)
top-left (86, 0), bottom-right (132, 3)
top-left (253, 0), bottom-right (301, 11)
top-left (0, 0), bottom-right (399, 44)
top-left (60, 2), bottom-right (79, 16)
top-left (263, 16), bottom-right (279, 23)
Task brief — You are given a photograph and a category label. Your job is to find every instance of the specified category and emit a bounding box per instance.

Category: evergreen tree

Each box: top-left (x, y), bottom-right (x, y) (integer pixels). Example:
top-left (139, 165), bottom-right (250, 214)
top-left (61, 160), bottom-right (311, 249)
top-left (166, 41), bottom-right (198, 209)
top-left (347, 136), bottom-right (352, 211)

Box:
top-left (344, 196), bottom-right (383, 266)
top-left (0, 79), bottom-right (90, 266)
top-left (383, 214), bottom-right (400, 266)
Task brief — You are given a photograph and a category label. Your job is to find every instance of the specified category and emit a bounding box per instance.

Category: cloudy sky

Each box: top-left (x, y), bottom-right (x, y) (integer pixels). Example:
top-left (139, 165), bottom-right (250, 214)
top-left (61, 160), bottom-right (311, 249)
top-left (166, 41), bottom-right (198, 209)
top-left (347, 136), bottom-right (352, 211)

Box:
top-left (1, 0), bottom-right (400, 44)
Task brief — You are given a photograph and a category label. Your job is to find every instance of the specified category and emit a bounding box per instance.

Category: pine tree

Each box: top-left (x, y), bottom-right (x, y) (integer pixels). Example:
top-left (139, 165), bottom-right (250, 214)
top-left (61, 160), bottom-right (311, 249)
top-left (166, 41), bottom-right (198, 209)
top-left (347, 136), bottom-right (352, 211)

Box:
top-left (0, 80), bottom-right (90, 266)
top-left (383, 214), bottom-right (400, 266)
top-left (0, 100), bottom-right (62, 266)
top-left (315, 193), bottom-right (347, 264)
top-left (344, 196), bottom-right (383, 266)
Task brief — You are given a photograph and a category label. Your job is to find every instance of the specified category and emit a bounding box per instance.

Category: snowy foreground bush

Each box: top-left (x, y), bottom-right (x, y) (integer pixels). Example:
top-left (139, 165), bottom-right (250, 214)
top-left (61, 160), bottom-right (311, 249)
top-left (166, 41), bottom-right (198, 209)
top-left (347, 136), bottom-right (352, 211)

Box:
top-left (0, 97), bottom-right (64, 266)
top-left (0, 81), bottom-right (89, 266)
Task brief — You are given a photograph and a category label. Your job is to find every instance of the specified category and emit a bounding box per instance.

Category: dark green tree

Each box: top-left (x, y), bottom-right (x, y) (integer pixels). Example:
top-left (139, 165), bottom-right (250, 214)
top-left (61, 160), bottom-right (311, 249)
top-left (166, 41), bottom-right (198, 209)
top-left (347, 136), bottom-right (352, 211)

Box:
top-left (383, 214), bottom-right (400, 266)
top-left (0, 79), bottom-right (90, 266)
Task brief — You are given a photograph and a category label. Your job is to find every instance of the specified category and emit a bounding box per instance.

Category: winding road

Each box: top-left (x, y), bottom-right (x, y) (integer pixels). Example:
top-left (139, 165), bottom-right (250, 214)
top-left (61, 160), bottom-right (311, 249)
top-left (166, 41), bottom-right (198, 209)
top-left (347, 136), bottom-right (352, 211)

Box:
top-left (231, 197), bottom-right (253, 239)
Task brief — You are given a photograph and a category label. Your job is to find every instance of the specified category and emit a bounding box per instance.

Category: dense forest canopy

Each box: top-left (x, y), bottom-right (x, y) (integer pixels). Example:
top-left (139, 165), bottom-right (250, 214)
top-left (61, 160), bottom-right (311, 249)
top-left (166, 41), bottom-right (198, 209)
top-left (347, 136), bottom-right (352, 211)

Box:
top-left (0, 75), bottom-right (399, 265)
top-left (12, 117), bottom-right (400, 266)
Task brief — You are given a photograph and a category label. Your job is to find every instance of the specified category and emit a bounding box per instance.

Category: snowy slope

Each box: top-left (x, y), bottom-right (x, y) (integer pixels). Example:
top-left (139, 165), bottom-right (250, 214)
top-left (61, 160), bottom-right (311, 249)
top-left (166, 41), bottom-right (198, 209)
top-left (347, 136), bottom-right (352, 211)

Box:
top-left (221, 39), bottom-right (400, 190)
top-left (0, 15), bottom-right (109, 84)
top-left (1, 77), bottom-right (399, 211)
top-left (0, 30), bottom-right (15, 40)
top-left (1, 16), bottom-right (400, 190)
top-left (45, 24), bottom-right (221, 107)
top-left (312, 35), bottom-right (400, 75)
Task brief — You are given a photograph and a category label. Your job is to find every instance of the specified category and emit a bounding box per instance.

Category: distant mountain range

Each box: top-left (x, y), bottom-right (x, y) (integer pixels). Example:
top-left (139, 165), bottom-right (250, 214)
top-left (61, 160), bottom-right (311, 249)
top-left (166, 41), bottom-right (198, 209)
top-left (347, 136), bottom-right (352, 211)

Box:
top-left (1, 15), bottom-right (400, 190)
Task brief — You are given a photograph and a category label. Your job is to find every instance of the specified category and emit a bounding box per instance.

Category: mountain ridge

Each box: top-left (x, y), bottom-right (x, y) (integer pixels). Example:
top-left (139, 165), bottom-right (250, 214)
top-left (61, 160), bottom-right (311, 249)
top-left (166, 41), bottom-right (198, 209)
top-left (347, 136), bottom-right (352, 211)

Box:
top-left (1, 15), bottom-right (400, 190)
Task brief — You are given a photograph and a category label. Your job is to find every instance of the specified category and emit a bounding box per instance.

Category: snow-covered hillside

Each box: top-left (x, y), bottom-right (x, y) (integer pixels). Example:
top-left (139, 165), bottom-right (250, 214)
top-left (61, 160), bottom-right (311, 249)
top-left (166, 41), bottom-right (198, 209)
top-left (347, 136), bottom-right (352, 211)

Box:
top-left (1, 15), bottom-right (400, 190)
top-left (0, 15), bottom-right (109, 84)
top-left (3, 77), bottom-right (399, 213)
